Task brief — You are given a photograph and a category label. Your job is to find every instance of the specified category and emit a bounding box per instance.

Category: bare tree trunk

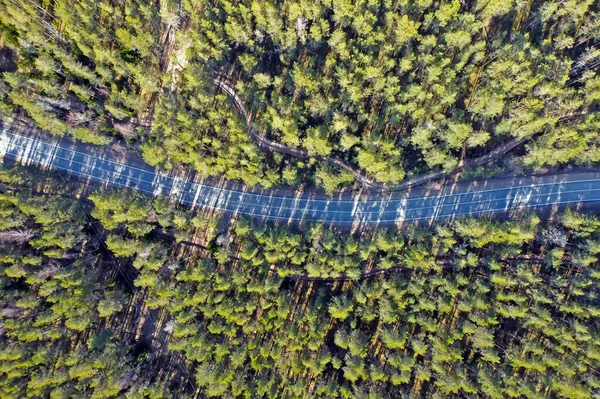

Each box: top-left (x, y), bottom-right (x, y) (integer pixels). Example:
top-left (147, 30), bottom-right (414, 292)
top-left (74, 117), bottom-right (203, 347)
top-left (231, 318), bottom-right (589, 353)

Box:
top-left (0, 229), bottom-right (36, 245)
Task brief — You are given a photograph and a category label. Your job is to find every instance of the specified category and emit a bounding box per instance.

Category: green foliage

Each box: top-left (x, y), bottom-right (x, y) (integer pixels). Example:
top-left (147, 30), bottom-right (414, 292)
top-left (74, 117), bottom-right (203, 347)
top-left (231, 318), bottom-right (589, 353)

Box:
top-left (2, 0), bottom-right (597, 192)
top-left (0, 185), bottom-right (179, 399)
top-left (328, 296), bottom-right (354, 320)
top-left (99, 193), bottom-right (599, 398)
top-left (106, 234), bottom-right (141, 257)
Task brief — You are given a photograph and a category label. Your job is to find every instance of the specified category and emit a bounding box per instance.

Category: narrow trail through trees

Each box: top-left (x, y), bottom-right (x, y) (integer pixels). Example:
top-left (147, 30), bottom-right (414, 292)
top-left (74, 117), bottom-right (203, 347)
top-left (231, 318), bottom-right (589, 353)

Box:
top-left (215, 77), bottom-right (527, 193)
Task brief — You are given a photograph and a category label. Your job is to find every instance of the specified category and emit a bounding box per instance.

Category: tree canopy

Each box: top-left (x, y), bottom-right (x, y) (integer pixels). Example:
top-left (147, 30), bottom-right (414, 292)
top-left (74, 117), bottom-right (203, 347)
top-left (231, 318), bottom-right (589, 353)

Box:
top-left (0, 0), bottom-right (599, 191)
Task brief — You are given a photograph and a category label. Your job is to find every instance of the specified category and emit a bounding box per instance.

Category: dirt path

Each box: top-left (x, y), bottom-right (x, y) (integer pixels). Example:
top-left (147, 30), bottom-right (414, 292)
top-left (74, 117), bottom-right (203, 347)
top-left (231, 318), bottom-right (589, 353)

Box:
top-left (214, 78), bottom-right (386, 190)
top-left (215, 77), bottom-right (527, 193)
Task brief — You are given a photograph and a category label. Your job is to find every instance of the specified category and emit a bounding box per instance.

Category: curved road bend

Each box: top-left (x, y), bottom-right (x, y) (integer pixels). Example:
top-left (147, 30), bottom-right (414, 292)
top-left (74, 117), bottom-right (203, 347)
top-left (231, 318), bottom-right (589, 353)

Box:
top-left (1, 129), bottom-right (600, 225)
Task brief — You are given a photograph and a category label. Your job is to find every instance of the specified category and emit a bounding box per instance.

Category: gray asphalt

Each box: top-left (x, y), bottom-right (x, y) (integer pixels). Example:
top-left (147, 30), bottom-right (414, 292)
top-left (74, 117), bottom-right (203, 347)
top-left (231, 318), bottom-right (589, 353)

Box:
top-left (2, 127), bottom-right (600, 225)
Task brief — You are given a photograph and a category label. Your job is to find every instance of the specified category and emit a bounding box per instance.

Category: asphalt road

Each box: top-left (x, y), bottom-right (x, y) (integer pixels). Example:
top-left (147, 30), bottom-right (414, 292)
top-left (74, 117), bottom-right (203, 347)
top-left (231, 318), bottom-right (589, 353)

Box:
top-left (2, 128), bottom-right (600, 225)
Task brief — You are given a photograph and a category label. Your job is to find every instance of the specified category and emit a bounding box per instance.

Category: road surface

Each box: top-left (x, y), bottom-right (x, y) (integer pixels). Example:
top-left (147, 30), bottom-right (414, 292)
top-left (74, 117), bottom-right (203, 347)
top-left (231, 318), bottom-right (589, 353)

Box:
top-left (1, 127), bottom-right (600, 225)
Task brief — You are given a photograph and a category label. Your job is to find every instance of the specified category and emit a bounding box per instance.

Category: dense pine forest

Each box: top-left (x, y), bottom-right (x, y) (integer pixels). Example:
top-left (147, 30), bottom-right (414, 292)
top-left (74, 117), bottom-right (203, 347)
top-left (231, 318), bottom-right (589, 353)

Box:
top-left (2, 0), bottom-right (600, 398)
top-left (1, 166), bottom-right (599, 398)
top-left (0, 0), bottom-right (599, 190)
top-left (0, 169), bottom-right (189, 398)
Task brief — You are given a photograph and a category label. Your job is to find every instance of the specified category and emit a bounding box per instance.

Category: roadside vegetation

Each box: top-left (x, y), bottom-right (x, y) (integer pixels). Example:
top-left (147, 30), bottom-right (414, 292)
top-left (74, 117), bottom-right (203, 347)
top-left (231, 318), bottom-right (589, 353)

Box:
top-left (0, 169), bottom-right (190, 398)
top-left (1, 0), bottom-right (600, 396)
top-left (1, 0), bottom-right (599, 191)
top-left (2, 166), bottom-right (599, 398)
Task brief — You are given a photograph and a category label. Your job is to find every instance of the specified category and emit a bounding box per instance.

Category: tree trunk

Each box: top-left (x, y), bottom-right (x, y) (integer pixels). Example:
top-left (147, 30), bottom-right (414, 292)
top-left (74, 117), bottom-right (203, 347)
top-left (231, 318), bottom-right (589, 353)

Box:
top-left (0, 229), bottom-right (36, 245)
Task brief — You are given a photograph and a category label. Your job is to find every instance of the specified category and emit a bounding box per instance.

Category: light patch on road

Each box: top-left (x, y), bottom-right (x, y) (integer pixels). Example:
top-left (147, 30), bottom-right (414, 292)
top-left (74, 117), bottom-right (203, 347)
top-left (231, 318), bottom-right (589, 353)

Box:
top-left (395, 197), bottom-right (408, 222)
top-left (513, 189), bottom-right (533, 207)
